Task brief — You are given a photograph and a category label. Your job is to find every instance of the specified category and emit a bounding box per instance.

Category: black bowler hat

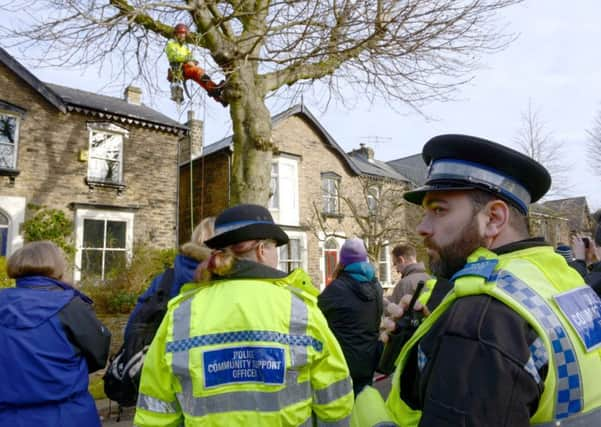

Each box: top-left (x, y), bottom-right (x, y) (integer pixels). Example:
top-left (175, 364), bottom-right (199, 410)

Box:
top-left (404, 134), bottom-right (551, 214)
top-left (204, 204), bottom-right (289, 249)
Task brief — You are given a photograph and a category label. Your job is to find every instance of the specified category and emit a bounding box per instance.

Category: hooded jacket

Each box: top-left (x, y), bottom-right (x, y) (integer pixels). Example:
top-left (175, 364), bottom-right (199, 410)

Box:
top-left (0, 276), bottom-right (111, 427)
top-left (318, 262), bottom-right (384, 390)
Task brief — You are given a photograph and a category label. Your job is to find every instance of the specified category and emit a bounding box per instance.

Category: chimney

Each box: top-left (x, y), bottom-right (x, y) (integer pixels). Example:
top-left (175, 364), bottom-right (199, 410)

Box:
top-left (186, 110), bottom-right (204, 159)
top-left (124, 85), bottom-right (142, 105)
top-left (357, 143), bottom-right (375, 161)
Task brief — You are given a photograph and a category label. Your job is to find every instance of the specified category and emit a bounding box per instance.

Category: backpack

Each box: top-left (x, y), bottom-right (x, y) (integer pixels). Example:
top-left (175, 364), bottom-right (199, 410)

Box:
top-left (103, 268), bottom-right (175, 407)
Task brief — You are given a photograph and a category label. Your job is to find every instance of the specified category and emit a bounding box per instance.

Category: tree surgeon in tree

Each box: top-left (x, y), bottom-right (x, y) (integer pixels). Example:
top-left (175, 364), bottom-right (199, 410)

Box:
top-left (165, 23), bottom-right (227, 107)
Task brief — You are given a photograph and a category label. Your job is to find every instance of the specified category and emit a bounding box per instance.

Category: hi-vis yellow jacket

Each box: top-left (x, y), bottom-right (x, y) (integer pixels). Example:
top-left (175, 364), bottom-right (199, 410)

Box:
top-left (384, 246), bottom-right (601, 426)
top-left (134, 266), bottom-right (353, 427)
top-left (164, 39), bottom-right (194, 64)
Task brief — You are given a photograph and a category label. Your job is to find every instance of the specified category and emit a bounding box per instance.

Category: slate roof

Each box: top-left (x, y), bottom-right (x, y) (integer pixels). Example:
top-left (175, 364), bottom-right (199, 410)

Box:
top-left (0, 46), bottom-right (185, 134)
top-left (196, 104), bottom-right (363, 176)
top-left (347, 151), bottom-right (411, 182)
top-left (46, 83), bottom-right (185, 133)
top-left (387, 153), bottom-right (427, 186)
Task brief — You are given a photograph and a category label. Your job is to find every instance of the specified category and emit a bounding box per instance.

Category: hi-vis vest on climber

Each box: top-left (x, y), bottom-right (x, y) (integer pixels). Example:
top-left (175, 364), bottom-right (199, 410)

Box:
top-left (165, 23), bottom-right (227, 107)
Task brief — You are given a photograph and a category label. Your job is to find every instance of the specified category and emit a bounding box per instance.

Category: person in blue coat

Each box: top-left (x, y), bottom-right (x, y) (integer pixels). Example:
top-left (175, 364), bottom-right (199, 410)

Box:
top-left (124, 216), bottom-right (215, 337)
top-left (0, 241), bottom-right (111, 427)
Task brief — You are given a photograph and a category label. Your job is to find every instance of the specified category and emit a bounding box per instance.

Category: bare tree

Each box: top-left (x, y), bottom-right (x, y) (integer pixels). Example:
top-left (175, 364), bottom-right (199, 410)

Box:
top-left (513, 100), bottom-right (571, 199)
top-left (307, 176), bottom-right (417, 265)
top-left (587, 110), bottom-right (601, 177)
top-left (0, 0), bottom-right (522, 205)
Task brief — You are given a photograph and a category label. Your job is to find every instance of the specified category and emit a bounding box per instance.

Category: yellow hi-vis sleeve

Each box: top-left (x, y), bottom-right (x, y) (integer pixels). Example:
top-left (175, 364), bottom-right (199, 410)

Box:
top-left (352, 386), bottom-right (398, 427)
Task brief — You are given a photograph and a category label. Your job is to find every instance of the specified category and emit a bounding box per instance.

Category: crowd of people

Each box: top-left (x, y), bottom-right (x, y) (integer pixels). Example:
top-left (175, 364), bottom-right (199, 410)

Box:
top-left (2, 133), bottom-right (601, 426)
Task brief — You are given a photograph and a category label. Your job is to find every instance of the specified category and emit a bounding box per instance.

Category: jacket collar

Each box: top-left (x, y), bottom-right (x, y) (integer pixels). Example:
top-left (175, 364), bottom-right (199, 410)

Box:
top-left (218, 259), bottom-right (288, 280)
top-left (401, 261), bottom-right (427, 277)
top-left (493, 237), bottom-right (548, 255)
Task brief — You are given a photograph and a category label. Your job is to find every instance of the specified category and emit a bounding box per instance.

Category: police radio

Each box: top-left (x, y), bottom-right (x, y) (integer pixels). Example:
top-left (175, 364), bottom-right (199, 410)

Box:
top-left (377, 280), bottom-right (426, 375)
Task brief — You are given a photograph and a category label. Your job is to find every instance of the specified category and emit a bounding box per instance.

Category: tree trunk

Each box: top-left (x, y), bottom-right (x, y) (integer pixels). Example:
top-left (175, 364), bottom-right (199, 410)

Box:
top-left (227, 62), bottom-right (273, 206)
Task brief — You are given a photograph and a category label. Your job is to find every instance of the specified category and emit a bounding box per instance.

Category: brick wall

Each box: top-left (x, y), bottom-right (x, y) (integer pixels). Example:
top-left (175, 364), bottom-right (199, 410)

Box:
top-left (178, 151), bottom-right (230, 244)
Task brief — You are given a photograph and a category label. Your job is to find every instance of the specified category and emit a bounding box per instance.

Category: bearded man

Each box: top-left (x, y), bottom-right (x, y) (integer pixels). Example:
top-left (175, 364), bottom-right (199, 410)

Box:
top-left (354, 135), bottom-right (601, 427)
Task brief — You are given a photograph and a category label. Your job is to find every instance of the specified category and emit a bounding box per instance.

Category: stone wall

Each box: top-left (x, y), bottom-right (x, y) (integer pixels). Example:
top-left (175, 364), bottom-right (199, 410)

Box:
top-left (0, 62), bottom-right (180, 254)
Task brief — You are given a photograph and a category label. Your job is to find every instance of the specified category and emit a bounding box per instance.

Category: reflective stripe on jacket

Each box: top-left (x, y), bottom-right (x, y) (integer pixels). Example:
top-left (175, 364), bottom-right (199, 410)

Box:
top-left (386, 246), bottom-right (601, 426)
top-left (165, 39), bottom-right (193, 64)
top-left (134, 267), bottom-right (353, 426)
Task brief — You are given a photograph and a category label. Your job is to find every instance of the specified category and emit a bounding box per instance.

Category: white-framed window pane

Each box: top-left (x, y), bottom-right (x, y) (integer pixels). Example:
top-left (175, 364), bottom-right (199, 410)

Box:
top-left (81, 218), bottom-right (127, 279)
top-left (0, 113), bottom-right (18, 169)
top-left (89, 131), bottom-right (123, 183)
top-left (269, 162), bottom-right (279, 209)
top-left (379, 247), bottom-right (389, 284)
top-left (107, 220), bottom-right (126, 248)
top-left (367, 186), bottom-right (379, 214)
top-left (81, 249), bottom-right (103, 277)
top-left (322, 178), bottom-right (339, 214)
top-left (278, 238), bottom-right (302, 273)
top-left (105, 250), bottom-right (127, 273)
top-left (83, 219), bottom-right (104, 247)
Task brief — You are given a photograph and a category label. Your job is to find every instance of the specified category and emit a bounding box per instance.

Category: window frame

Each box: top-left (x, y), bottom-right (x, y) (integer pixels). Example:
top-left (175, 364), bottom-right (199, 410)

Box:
top-left (0, 109), bottom-right (21, 171)
top-left (378, 243), bottom-right (392, 288)
top-left (0, 196), bottom-right (26, 257)
top-left (0, 210), bottom-right (9, 257)
top-left (277, 231), bottom-right (307, 274)
top-left (86, 122), bottom-right (129, 186)
top-left (268, 161), bottom-right (279, 211)
top-left (74, 208), bottom-right (134, 282)
top-left (367, 185), bottom-right (380, 216)
top-left (321, 172), bottom-right (341, 215)
top-left (268, 154), bottom-right (299, 226)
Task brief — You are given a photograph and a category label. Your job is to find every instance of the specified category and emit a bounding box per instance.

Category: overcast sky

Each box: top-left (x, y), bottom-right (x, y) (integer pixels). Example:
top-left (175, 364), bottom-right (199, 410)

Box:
top-left (2, 1), bottom-right (599, 210)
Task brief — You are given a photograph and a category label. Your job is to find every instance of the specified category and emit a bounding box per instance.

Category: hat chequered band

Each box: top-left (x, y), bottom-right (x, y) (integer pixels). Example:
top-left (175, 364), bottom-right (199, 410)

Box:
top-left (496, 272), bottom-right (582, 419)
top-left (166, 330), bottom-right (323, 354)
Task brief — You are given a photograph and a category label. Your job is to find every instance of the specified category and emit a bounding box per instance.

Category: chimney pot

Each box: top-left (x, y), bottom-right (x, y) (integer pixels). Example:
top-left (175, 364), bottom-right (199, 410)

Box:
top-left (124, 85), bottom-right (142, 105)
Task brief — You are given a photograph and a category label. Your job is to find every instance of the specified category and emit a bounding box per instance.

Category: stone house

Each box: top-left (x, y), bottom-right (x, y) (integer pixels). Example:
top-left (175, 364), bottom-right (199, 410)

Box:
top-left (179, 104), bottom-right (412, 289)
top-left (541, 196), bottom-right (595, 236)
top-left (0, 47), bottom-right (186, 281)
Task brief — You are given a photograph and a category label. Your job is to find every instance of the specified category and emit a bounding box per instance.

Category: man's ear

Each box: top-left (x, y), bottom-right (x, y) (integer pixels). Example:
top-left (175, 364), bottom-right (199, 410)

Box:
top-left (255, 241), bottom-right (266, 263)
top-left (483, 199), bottom-right (510, 239)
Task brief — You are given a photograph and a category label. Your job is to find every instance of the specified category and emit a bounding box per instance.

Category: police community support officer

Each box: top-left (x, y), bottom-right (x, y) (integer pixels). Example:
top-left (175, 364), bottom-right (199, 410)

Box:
top-left (134, 204), bottom-right (353, 426)
top-left (357, 135), bottom-right (601, 426)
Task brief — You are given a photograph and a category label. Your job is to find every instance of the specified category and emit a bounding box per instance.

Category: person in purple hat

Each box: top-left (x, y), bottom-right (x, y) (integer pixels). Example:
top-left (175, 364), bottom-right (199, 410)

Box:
top-left (318, 238), bottom-right (384, 397)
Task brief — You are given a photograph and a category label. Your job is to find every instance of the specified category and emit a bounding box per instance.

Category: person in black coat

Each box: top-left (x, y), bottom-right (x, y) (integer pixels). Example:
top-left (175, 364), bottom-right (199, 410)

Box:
top-left (317, 238), bottom-right (383, 396)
